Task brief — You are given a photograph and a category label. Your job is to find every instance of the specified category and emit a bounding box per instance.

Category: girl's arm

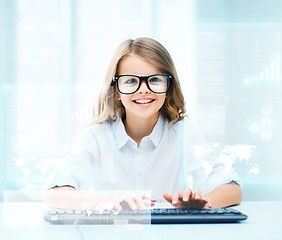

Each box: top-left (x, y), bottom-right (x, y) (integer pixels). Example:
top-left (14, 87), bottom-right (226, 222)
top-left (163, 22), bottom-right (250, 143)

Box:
top-left (203, 181), bottom-right (242, 208)
top-left (44, 186), bottom-right (106, 210)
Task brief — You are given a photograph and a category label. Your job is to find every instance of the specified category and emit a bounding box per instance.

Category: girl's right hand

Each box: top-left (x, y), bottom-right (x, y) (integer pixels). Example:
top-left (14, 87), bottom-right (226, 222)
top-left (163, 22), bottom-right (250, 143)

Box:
top-left (95, 192), bottom-right (156, 212)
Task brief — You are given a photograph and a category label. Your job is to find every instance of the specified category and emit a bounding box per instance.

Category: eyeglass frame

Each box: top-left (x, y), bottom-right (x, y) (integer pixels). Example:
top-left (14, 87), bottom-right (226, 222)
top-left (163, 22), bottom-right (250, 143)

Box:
top-left (113, 74), bottom-right (173, 95)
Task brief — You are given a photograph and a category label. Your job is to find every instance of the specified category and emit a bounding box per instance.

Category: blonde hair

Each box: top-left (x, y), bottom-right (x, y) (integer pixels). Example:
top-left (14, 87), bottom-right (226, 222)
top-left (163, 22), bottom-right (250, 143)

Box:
top-left (91, 37), bottom-right (186, 126)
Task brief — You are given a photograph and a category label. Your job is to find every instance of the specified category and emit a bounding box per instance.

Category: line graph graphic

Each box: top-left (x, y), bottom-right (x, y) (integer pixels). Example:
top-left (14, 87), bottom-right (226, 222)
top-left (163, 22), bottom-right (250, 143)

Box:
top-left (233, 33), bottom-right (282, 103)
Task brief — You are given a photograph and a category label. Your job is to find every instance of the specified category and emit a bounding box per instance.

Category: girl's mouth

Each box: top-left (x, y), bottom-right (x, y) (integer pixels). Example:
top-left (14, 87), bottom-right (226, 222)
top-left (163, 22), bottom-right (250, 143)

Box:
top-left (133, 99), bottom-right (155, 104)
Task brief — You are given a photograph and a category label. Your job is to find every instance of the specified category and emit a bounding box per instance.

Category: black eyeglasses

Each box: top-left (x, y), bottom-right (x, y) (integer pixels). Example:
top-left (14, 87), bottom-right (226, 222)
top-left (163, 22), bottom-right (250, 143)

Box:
top-left (113, 74), bottom-right (172, 94)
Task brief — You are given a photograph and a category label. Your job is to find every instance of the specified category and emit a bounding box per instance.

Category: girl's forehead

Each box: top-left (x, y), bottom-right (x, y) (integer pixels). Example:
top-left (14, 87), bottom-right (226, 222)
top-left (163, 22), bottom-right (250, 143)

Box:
top-left (117, 54), bottom-right (161, 75)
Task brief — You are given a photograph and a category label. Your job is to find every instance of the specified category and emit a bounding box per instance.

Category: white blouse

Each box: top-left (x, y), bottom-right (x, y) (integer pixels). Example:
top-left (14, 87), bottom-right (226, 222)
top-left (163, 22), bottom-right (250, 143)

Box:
top-left (45, 115), bottom-right (241, 201)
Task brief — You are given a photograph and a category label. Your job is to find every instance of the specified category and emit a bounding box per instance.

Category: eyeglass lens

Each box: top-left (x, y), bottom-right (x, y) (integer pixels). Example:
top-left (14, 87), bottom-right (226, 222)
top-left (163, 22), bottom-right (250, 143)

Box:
top-left (117, 75), bottom-right (169, 94)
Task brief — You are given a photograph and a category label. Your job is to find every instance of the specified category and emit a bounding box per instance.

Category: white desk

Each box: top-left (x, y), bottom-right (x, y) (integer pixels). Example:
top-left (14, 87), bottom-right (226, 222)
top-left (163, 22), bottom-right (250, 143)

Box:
top-left (0, 201), bottom-right (281, 240)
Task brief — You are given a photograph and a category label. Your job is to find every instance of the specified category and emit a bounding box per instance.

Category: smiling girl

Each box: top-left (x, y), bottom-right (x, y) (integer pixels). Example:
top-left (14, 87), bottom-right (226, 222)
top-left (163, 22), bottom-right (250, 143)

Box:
top-left (45, 38), bottom-right (242, 211)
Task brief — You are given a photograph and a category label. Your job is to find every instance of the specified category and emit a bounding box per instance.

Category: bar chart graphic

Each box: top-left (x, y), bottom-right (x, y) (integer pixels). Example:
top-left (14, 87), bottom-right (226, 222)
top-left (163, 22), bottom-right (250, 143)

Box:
top-left (233, 33), bottom-right (282, 103)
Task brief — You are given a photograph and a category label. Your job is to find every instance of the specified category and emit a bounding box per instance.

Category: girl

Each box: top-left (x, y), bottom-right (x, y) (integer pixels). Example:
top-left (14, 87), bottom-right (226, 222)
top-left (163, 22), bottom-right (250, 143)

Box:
top-left (45, 38), bottom-right (242, 211)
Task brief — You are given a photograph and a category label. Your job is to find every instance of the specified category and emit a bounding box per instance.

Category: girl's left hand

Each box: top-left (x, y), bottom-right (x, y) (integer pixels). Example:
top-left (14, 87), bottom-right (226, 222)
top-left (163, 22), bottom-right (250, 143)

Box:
top-left (163, 188), bottom-right (212, 209)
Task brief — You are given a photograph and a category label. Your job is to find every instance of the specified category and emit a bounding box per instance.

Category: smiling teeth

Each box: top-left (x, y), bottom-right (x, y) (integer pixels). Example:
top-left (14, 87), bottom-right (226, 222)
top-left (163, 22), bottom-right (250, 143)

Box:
top-left (135, 99), bottom-right (153, 104)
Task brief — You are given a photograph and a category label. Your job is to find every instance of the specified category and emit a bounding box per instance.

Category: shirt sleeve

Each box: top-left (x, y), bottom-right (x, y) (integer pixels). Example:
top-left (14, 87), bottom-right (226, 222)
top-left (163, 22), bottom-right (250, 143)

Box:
top-left (182, 119), bottom-right (242, 194)
top-left (44, 126), bottom-right (100, 191)
top-left (207, 157), bottom-right (242, 190)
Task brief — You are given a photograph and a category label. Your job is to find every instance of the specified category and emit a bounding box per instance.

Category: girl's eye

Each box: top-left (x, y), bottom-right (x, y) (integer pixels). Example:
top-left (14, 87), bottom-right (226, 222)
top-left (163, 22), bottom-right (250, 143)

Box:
top-left (149, 77), bottom-right (162, 83)
top-left (125, 78), bottom-right (137, 84)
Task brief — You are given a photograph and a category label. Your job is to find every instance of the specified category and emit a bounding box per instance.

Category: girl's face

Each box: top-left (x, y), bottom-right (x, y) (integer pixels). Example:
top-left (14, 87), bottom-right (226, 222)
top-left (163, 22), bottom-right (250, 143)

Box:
top-left (116, 54), bottom-right (166, 121)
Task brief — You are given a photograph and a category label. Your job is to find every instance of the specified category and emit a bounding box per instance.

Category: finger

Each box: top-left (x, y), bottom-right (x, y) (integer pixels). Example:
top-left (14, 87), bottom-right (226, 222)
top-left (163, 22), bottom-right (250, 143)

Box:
top-left (95, 202), bottom-right (115, 213)
top-left (133, 196), bottom-right (146, 210)
top-left (172, 192), bottom-right (181, 205)
top-left (113, 201), bottom-right (123, 212)
top-left (143, 193), bottom-right (156, 206)
top-left (202, 196), bottom-right (212, 208)
top-left (142, 199), bottom-right (155, 208)
top-left (140, 192), bottom-right (153, 201)
top-left (194, 189), bottom-right (202, 200)
top-left (183, 188), bottom-right (193, 202)
top-left (137, 192), bottom-right (156, 207)
top-left (125, 198), bottom-right (138, 210)
top-left (163, 193), bottom-right (173, 203)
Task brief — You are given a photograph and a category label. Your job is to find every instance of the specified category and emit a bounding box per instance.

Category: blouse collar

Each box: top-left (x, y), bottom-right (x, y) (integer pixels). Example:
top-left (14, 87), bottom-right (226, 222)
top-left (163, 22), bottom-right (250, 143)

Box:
top-left (113, 114), bottom-right (167, 149)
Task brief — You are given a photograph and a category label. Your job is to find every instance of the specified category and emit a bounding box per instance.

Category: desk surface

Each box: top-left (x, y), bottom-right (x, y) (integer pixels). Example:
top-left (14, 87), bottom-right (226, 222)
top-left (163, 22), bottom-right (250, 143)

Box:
top-left (1, 201), bottom-right (281, 240)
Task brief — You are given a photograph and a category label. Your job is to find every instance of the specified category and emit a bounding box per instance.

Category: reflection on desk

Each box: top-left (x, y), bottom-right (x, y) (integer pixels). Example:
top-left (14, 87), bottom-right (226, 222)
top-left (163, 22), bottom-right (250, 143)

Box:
top-left (0, 201), bottom-right (281, 240)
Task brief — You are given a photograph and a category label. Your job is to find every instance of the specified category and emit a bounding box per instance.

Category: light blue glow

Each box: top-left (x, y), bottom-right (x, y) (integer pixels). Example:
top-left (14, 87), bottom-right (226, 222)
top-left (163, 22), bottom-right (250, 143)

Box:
top-left (1, 0), bottom-right (282, 203)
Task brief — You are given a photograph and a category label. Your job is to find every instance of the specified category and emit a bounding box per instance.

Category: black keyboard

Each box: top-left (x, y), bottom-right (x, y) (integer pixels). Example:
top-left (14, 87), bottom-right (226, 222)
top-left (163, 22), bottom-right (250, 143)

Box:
top-left (44, 207), bottom-right (248, 224)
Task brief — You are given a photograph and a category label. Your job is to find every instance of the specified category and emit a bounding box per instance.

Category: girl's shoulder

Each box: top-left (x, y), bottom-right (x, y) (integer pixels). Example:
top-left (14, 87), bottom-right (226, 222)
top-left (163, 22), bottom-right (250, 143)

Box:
top-left (174, 117), bottom-right (201, 132)
top-left (76, 121), bottom-right (113, 145)
top-left (168, 117), bottom-right (204, 140)
top-left (83, 120), bottom-right (113, 136)
top-left (167, 116), bottom-right (190, 131)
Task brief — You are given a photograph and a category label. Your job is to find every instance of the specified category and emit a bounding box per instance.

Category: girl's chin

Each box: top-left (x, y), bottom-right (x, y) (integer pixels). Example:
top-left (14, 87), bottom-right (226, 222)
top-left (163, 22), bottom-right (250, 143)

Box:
top-left (127, 111), bottom-right (160, 120)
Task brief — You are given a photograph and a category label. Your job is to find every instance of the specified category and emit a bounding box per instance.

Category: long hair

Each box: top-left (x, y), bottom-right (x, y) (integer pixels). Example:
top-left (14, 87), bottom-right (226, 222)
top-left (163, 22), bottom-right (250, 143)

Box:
top-left (91, 37), bottom-right (186, 126)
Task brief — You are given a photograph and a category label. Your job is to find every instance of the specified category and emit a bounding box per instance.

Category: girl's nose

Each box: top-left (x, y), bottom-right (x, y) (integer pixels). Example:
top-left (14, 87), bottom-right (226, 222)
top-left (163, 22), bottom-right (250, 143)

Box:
top-left (138, 81), bottom-right (150, 94)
